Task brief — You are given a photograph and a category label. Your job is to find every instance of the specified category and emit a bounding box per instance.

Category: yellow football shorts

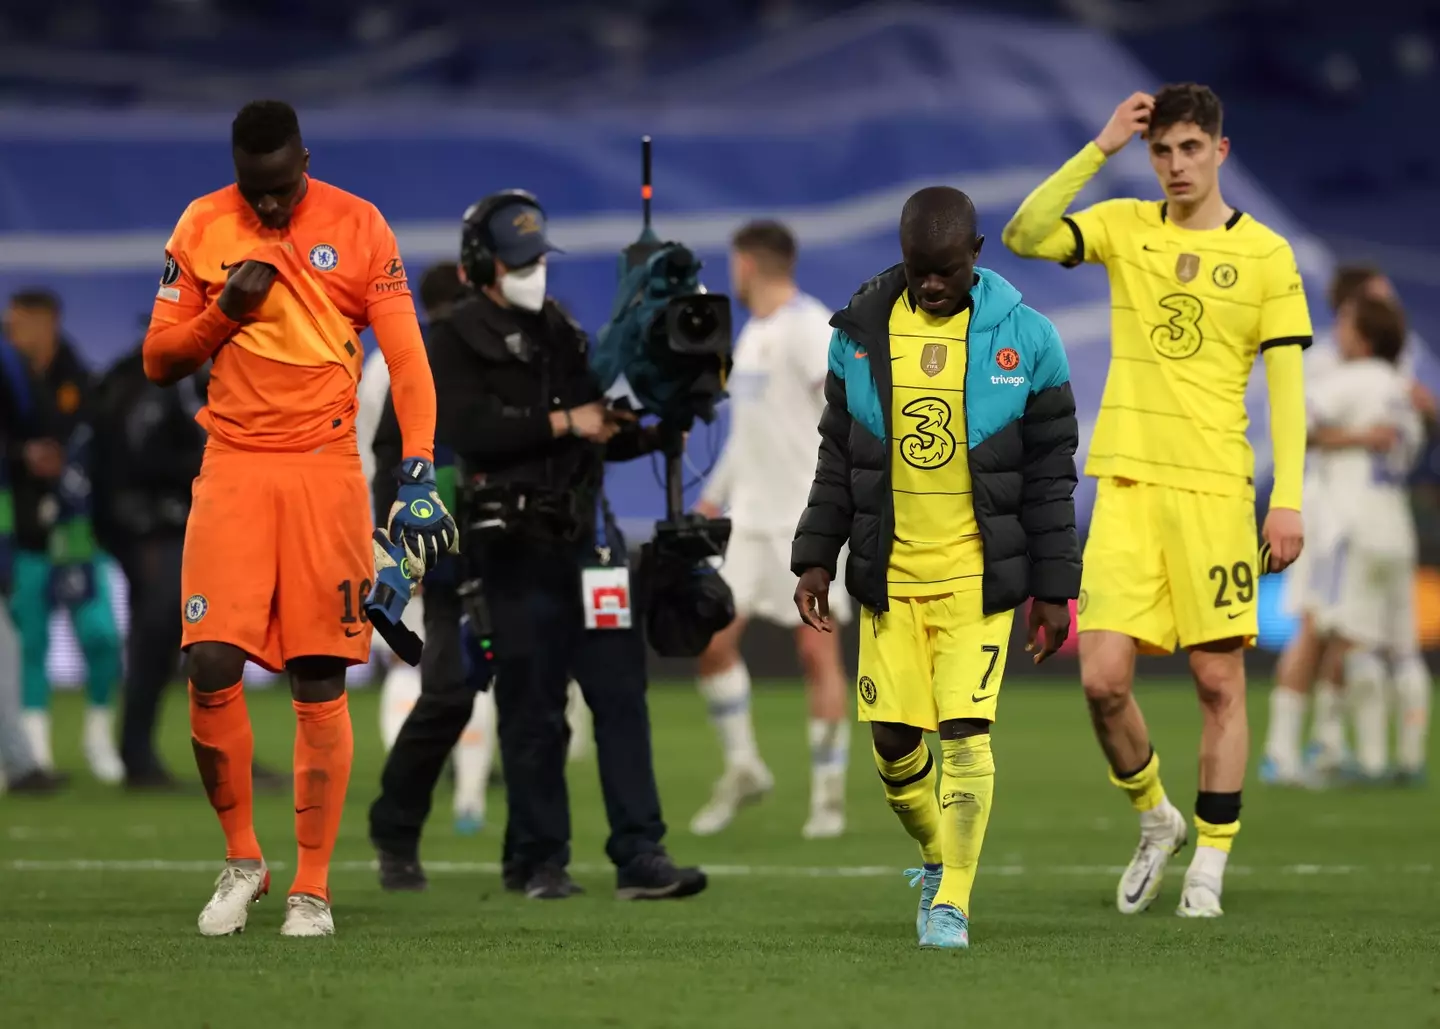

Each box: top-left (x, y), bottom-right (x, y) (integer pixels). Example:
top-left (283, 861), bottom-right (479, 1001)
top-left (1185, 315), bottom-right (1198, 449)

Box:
top-left (1079, 478), bottom-right (1259, 653)
top-left (856, 590), bottom-right (1016, 732)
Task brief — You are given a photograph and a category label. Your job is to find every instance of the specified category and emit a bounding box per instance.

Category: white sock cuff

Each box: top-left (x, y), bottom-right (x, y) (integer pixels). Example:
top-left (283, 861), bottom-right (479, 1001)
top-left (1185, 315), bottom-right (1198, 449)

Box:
top-left (808, 718), bottom-right (849, 768)
top-left (699, 662), bottom-right (751, 716)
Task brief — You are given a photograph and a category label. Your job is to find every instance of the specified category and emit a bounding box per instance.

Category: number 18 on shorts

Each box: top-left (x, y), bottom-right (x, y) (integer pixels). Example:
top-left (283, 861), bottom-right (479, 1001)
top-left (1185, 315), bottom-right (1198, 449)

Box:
top-left (856, 591), bottom-right (1015, 732)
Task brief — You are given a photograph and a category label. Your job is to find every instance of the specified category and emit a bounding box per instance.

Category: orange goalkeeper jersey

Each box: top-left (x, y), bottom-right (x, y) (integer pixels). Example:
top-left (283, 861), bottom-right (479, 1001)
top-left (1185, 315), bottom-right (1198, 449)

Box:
top-left (146, 176), bottom-right (425, 455)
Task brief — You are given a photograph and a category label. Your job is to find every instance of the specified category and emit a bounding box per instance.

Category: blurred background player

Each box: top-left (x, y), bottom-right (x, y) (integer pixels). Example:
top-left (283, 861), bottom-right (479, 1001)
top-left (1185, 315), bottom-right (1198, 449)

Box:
top-left (1262, 267), bottom-right (1434, 786)
top-left (1304, 297), bottom-right (1426, 781)
top-left (3, 289), bottom-right (125, 783)
top-left (793, 187), bottom-right (1078, 949)
top-left (88, 324), bottom-right (209, 789)
top-left (143, 99), bottom-right (451, 938)
top-left (0, 336), bottom-right (67, 794)
top-left (691, 220), bottom-right (852, 840)
top-left (1004, 84), bottom-right (1311, 918)
top-left (359, 259), bottom-right (498, 835)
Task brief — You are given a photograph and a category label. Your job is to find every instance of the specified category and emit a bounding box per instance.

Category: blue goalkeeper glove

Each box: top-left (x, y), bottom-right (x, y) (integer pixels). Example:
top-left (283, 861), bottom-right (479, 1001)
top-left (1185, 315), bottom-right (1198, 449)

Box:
top-left (365, 529), bottom-right (423, 667)
top-left (388, 456), bottom-right (459, 577)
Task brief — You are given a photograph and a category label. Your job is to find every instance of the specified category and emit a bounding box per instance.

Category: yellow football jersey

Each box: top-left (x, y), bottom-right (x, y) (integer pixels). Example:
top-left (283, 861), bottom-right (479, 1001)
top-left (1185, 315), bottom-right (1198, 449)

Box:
top-left (1066, 199), bottom-right (1313, 499)
top-left (886, 295), bottom-right (984, 596)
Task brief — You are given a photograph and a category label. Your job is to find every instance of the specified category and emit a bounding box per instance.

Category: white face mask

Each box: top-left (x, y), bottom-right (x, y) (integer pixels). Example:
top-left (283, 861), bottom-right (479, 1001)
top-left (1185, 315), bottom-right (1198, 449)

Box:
top-left (499, 262), bottom-right (547, 312)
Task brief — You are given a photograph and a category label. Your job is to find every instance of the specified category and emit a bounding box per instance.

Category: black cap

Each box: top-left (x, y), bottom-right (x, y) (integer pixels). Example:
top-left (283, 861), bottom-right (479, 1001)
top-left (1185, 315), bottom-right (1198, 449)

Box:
top-left (486, 201), bottom-right (561, 269)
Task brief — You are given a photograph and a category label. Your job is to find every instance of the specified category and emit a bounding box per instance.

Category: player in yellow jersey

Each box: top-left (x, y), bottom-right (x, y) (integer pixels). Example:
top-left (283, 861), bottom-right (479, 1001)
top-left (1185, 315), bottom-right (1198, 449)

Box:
top-left (793, 187), bottom-right (1079, 949)
top-left (1003, 83), bottom-right (1311, 917)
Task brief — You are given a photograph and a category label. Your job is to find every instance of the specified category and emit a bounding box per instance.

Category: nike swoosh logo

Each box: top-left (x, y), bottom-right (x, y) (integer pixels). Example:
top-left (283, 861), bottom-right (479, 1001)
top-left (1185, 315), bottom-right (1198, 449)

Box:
top-left (1142, 244), bottom-right (1162, 252)
top-left (219, 260), bottom-right (240, 270)
top-left (1226, 611), bottom-right (1247, 620)
top-left (1124, 869), bottom-right (1154, 905)
top-left (344, 627), bottom-right (364, 637)
top-left (971, 692), bottom-right (993, 704)
top-left (854, 350), bottom-right (867, 358)
top-left (295, 806), bottom-right (321, 815)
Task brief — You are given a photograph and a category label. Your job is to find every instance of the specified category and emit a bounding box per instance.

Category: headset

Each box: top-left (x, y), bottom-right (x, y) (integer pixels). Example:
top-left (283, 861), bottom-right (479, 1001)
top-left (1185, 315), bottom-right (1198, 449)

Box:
top-left (460, 189), bottom-right (545, 288)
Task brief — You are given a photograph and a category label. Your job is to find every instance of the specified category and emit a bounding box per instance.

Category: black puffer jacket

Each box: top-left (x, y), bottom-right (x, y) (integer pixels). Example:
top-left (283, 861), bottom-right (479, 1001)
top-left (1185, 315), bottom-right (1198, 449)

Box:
top-left (791, 265), bottom-right (1081, 615)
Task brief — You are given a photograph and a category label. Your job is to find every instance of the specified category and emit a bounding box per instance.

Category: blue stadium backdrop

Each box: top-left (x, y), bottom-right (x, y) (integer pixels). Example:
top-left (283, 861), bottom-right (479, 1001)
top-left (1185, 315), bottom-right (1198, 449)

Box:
top-left (2, 9), bottom-right (1429, 682)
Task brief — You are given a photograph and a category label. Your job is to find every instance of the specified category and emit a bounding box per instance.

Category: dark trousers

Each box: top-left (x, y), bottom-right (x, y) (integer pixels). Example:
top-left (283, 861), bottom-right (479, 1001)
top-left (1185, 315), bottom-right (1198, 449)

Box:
top-left (368, 580), bottom-right (469, 859)
top-left (113, 536), bottom-right (184, 777)
top-left (369, 542), bottom-right (666, 875)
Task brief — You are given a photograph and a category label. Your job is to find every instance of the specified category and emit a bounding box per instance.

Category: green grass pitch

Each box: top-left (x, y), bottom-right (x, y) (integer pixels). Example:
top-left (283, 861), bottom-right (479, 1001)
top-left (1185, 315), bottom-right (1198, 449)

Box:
top-left (1, 678), bottom-right (1437, 1029)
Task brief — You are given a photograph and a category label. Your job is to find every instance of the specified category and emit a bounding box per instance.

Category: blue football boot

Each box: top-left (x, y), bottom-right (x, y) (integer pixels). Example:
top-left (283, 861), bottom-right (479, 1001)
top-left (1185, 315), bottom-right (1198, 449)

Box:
top-left (906, 864), bottom-right (943, 940)
top-left (919, 904), bottom-right (970, 950)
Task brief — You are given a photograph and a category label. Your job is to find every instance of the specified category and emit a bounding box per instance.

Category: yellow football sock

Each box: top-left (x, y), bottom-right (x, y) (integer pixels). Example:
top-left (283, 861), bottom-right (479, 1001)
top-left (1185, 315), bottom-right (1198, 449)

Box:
top-left (930, 734), bottom-right (995, 917)
top-left (874, 743), bottom-right (942, 865)
top-left (1109, 749), bottom-right (1166, 814)
top-left (1194, 816), bottom-right (1240, 854)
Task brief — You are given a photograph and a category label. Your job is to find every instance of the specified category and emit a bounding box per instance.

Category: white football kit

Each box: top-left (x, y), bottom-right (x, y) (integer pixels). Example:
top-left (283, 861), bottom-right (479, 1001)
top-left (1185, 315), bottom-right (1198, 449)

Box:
top-left (1303, 355), bottom-right (1423, 650)
top-left (702, 292), bottom-right (851, 626)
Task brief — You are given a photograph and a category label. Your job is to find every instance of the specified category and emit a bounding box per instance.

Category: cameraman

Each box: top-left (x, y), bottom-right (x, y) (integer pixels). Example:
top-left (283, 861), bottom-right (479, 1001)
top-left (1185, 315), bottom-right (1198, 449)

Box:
top-left (372, 191), bottom-right (705, 901)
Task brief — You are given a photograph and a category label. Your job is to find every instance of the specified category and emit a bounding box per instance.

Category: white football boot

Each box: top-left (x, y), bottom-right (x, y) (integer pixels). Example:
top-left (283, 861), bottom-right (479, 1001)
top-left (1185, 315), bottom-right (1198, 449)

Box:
top-left (1176, 876), bottom-right (1225, 917)
top-left (689, 762), bottom-right (774, 836)
top-left (280, 894), bottom-right (335, 937)
top-left (1116, 800), bottom-right (1188, 914)
top-left (801, 767), bottom-right (846, 839)
top-left (197, 860), bottom-right (270, 936)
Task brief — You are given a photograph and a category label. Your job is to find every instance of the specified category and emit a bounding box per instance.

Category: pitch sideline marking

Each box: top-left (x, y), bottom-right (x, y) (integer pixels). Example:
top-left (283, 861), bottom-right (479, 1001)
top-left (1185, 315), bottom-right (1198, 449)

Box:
top-left (3, 859), bottom-right (1433, 877)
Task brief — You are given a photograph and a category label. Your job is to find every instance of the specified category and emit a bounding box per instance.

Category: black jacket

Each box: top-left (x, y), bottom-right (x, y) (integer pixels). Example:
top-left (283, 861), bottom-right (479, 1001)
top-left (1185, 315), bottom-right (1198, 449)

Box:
top-left (425, 290), bottom-right (658, 542)
top-left (792, 265), bottom-right (1080, 615)
top-left (90, 347), bottom-right (208, 548)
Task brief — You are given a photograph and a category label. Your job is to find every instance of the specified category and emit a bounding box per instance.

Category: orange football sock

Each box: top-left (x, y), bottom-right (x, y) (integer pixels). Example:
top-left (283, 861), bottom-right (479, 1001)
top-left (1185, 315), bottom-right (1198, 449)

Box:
top-left (189, 681), bottom-right (262, 861)
top-left (289, 694), bottom-right (354, 902)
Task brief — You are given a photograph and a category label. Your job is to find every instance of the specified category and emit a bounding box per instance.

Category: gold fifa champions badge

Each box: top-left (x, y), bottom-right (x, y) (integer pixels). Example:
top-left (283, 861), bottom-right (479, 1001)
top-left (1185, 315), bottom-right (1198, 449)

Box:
top-left (920, 343), bottom-right (947, 377)
top-left (1176, 253), bottom-right (1200, 283)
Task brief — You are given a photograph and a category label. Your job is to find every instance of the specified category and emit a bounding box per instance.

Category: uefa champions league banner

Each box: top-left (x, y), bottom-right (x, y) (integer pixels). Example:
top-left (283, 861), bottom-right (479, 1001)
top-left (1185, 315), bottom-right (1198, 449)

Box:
top-left (0, 8), bottom-right (1364, 681)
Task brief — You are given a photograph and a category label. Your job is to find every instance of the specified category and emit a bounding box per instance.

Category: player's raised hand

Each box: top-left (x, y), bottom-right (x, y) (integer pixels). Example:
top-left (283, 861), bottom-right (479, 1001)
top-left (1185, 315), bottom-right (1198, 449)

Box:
top-left (1262, 507), bottom-right (1304, 572)
top-left (1026, 599), bottom-right (1071, 664)
top-left (1095, 92), bottom-right (1155, 157)
top-left (794, 567), bottom-right (834, 633)
top-left (217, 260), bottom-right (278, 321)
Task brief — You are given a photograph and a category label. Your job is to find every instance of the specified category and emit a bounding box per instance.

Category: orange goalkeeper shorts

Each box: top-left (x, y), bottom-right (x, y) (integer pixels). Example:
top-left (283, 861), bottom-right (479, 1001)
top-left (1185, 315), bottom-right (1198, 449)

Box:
top-left (180, 443), bottom-right (375, 672)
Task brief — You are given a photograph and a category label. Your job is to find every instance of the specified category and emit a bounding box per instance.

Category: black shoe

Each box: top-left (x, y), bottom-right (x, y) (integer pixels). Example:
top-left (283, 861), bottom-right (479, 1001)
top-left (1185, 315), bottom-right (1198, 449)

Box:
top-left (124, 766), bottom-right (179, 791)
top-left (6, 768), bottom-right (69, 795)
top-left (251, 761), bottom-right (289, 794)
top-left (502, 864), bottom-right (529, 893)
top-left (523, 864), bottom-right (585, 900)
top-left (616, 852), bottom-right (707, 901)
top-left (375, 848), bottom-right (428, 892)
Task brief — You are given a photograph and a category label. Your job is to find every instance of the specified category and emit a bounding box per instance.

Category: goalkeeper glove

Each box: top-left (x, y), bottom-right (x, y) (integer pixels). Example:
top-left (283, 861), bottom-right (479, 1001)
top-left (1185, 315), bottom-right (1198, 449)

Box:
top-left (388, 456), bottom-right (459, 577)
top-left (365, 529), bottom-right (423, 667)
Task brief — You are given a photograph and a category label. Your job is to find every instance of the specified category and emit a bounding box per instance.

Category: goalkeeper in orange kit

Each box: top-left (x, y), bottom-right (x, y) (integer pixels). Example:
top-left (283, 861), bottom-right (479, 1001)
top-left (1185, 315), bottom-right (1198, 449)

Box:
top-left (143, 100), bottom-right (454, 937)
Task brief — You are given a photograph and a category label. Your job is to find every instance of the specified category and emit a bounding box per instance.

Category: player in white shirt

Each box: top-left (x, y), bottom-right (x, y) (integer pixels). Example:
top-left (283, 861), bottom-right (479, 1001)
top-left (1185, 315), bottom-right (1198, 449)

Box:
top-left (361, 262), bottom-right (500, 833)
top-left (691, 221), bottom-right (853, 838)
top-left (1263, 269), bottom-right (1433, 785)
